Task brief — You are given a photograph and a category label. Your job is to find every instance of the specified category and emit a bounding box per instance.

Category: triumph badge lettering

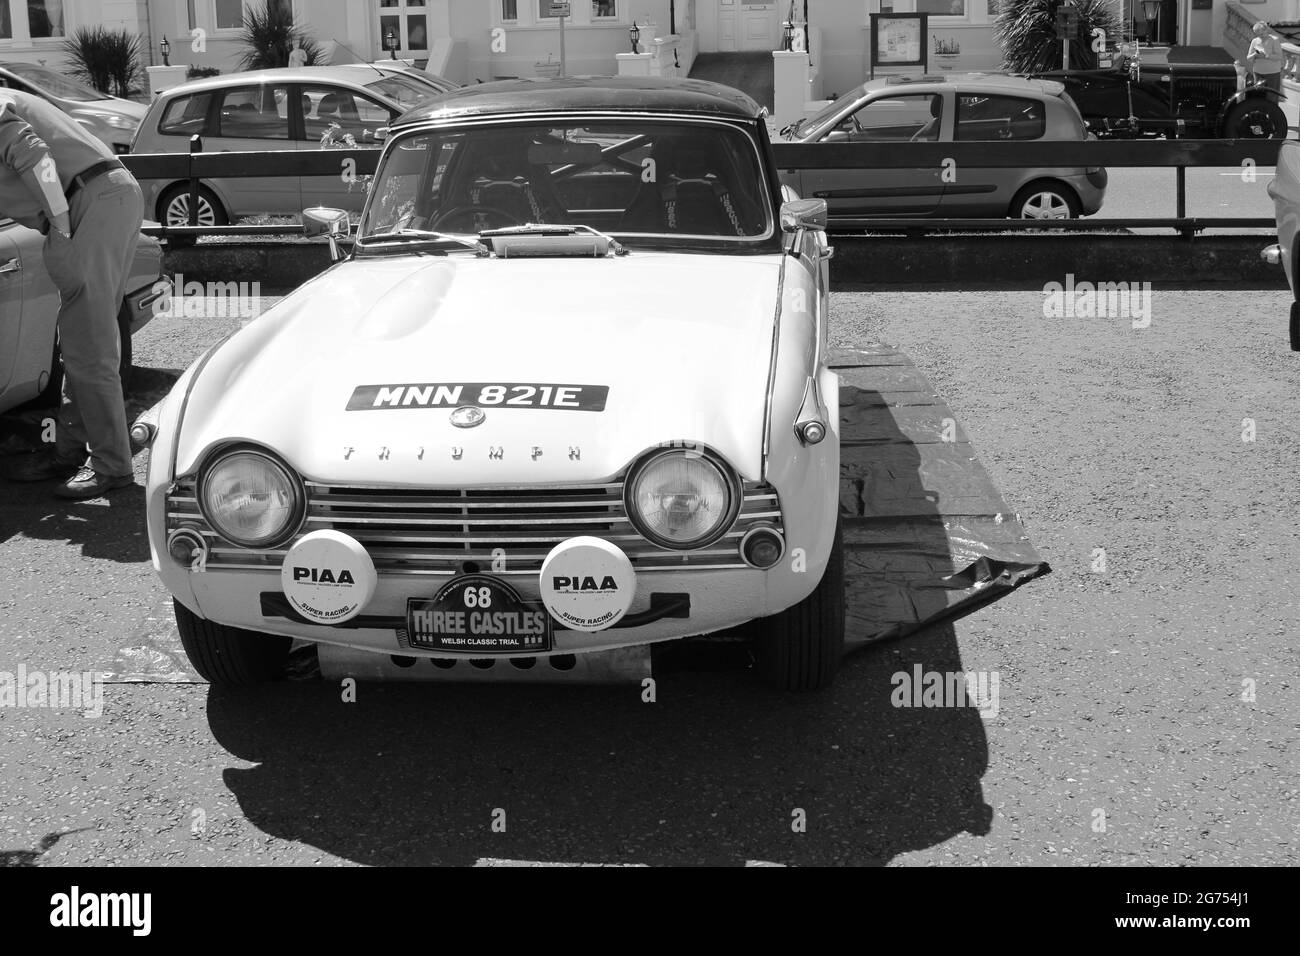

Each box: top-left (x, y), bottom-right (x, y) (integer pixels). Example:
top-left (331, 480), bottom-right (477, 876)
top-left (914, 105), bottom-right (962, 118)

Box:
top-left (347, 383), bottom-right (609, 412)
top-left (540, 537), bottom-right (637, 632)
top-left (407, 575), bottom-right (553, 652)
top-left (281, 530), bottom-right (378, 624)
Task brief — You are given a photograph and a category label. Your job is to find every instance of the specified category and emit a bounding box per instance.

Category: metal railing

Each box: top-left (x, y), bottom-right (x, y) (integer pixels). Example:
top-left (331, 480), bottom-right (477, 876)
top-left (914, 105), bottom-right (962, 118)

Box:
top-left (118, 135), bottom-right (1285, 241)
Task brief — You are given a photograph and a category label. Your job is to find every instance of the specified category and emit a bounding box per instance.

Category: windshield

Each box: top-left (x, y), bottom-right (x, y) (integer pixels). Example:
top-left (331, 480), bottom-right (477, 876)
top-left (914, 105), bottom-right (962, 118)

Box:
top-left (358, 119), bottom-right (776, 249)
top-left (3, 64), bottom-right (102, 101)
top-left (364, 75), bottom-right (434, 110)
top-left (801, 84), bottom-right (871, 131)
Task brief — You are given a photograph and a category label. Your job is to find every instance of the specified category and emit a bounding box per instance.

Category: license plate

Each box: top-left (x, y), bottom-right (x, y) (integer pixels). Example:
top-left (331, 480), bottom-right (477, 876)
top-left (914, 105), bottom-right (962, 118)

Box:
top-left (406, 575), bottom-right (552, 653)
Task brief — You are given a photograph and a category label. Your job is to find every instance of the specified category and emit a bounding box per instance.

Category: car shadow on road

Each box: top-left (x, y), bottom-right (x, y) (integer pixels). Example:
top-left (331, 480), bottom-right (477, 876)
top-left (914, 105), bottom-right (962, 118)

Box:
top-left (204, 621), bottom-right (989, 866)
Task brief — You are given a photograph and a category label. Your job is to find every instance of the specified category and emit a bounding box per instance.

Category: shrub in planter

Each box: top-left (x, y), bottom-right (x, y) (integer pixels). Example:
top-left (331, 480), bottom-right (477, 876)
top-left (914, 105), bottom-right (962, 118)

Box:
top-left (62, 26), bottom-right (141, 98)
top-left (995, 0), bottom-right (1120, 73)
top-left (236, 1), bottom-right (323, 71)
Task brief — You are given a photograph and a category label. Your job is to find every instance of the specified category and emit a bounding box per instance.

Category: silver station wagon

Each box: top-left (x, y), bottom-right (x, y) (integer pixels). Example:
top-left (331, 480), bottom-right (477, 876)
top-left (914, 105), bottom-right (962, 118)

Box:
top-left (780, 73), bottom-right (1108, 220)
top-left (130, 66), bottom-right (424, 226)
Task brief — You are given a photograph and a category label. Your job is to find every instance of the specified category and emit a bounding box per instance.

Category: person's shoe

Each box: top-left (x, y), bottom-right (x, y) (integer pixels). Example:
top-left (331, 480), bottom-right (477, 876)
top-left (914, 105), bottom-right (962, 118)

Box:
top-left (53, 466), bottom-right (135, 500)
top-left (4, 451), bottom-right (84, 483)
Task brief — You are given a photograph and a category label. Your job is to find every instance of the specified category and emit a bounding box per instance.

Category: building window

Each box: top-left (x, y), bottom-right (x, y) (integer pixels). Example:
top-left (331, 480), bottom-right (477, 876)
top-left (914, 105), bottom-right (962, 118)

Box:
top-left (378, 1), bottom-right (429, 54)
top-left (493, 0), bottom-right (625, 26)
top-left (0, 0), bottom-right (68, 41)
top-left (214, 0), bottom-right (244, 30)
top-left (876, 0), bottom-right (966, 17)
top-left (27, 0), bottom-right (66, 38)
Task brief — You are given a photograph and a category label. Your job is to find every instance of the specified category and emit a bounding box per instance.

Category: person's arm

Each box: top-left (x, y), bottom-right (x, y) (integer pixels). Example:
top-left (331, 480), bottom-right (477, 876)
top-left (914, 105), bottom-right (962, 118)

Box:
top-left (0, 101), bottom-right (70, 235)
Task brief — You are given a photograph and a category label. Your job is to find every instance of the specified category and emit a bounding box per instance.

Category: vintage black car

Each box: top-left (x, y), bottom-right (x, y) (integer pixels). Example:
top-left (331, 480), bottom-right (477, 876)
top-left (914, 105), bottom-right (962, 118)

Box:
top-left (1030, 63), bottom-right (1288, 139)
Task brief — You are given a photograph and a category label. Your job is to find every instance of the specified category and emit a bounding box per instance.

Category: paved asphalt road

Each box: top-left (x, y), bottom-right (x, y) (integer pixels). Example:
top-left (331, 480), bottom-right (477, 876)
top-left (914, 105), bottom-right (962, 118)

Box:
top-left (1, 288), bottom-right (1296, 866)
top-left (1102, 166), bottom-right (1276, 225)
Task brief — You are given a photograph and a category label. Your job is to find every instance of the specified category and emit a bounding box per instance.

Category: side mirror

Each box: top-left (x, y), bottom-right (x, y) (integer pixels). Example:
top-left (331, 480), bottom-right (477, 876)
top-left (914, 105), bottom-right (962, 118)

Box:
top-left (303, 206), bottom-right (350, 261)
top-left (781, 198), bottom-right (828, 234)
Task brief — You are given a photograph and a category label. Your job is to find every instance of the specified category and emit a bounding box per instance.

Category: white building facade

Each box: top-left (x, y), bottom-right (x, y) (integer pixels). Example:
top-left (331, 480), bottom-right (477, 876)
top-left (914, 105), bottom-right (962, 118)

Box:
top-left (0, 0), bottom-right (1294, 97)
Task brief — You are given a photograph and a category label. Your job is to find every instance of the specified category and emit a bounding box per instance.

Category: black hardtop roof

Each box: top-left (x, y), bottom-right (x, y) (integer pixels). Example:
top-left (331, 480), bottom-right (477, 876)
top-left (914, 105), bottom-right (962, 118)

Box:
top-left (392, 75), bottom-right (765, 126)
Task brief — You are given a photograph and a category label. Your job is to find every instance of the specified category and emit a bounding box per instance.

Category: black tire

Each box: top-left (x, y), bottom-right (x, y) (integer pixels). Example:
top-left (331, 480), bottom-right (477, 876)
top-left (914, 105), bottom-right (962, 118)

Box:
top-left (33, 335), bottom-right (63, 408)
top-left (117, 304), bottom-right (133, 393)
top-left (174, 598), bottom-right (292, 686)
top-left (754, 517), bottom-right (845, 691)
top-left (157, 183), bottom-right (229, 228)
top-left (1222, 99), bottom-right (1288, 139)
top-left (32, 312), bottom-right (130, 408)
top-left (1009, 180), bottom-right (1081, 219)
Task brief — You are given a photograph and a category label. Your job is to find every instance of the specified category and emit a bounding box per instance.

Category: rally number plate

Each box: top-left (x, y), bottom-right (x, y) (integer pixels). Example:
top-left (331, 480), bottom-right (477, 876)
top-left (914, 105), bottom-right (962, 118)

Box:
top-left (406, 575), bottom-right (552, 653)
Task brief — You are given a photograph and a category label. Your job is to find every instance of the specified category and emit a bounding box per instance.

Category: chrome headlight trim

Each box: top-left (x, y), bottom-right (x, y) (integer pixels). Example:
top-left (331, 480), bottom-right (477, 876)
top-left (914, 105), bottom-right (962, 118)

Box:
top-left (622, 447), bottom-right (742, 551)
top-left (196, 446), bottom-right (306, 550)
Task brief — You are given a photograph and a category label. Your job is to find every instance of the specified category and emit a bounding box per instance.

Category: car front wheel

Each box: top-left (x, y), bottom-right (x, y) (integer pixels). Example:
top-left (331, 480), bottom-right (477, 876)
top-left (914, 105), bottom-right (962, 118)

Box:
top-left (1010, 181), bottom-right (1081, 219)
top-left (158, 184), bottom-right (229, 228)
top-left (1222, 99), bottom-right (1288, 139)
top-left (174, 599), bottom-right (292, 686)
top-left (754, 517), bottom-right (845, 691)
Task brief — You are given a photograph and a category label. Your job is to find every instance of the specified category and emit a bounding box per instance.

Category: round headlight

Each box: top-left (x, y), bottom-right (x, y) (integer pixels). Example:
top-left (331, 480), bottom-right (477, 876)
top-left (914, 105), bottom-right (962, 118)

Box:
top-left (198, 449), bottom-right (304, 549)
top-left (626, 449), bottom-right (738, 549)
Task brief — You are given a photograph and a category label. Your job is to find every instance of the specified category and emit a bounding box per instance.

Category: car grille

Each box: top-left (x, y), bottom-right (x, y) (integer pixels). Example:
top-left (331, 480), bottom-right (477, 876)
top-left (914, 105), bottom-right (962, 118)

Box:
top-left (166, 479), bottom-right (783, 576)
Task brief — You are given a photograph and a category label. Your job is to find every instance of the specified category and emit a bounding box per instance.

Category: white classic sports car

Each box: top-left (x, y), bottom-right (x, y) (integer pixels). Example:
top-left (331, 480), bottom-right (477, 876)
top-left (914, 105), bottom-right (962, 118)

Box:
top-left (142, 77), bottom-right (844, 690)
top-left (1265, 140), bottom-right (1300, 348)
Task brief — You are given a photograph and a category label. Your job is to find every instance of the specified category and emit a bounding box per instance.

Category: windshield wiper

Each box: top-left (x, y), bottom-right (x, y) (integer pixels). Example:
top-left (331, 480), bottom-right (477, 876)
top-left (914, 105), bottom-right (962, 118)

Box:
top-left (360, 228), bottom-right (486, 251)
top-left (479, 223), bottom-right (627, 255)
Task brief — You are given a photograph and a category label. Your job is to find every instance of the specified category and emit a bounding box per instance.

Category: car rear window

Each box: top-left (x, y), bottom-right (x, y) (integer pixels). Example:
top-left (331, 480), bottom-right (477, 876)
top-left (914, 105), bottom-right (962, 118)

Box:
top-left (158, 92), bottom-right (214, 136)
top-left (955, 94), bottom-right (1046, 140)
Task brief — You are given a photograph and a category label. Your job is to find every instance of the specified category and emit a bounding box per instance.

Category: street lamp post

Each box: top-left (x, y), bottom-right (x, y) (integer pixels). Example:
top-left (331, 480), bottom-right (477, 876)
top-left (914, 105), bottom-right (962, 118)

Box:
top-left (630, 21), bottom-right (640, 54)
top-left (159, 36), bottom-right (170, 67)
top-left (384, 28), bottom-right (398, 60)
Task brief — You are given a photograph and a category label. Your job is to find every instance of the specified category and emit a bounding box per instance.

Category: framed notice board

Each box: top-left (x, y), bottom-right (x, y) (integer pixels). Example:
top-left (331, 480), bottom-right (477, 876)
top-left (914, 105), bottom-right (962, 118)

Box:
top-left (870, 13), bottom-right (929, 76)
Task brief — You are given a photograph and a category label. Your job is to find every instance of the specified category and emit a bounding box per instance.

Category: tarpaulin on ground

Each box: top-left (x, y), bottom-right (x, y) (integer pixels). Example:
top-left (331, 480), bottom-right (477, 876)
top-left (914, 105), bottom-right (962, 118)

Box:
top-left (832, 345), bottom-right (1050, 647)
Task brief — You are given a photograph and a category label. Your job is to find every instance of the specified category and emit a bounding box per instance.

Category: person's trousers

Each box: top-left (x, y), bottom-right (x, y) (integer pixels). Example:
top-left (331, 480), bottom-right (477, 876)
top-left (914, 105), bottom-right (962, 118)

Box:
top-left (48, 167), bottom-right (143, 477)
top-left (1256, 70), bottom-right (1282, 94)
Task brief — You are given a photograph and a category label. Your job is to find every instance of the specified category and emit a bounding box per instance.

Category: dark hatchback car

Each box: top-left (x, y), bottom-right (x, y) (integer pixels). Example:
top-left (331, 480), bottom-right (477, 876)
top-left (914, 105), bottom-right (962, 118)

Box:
top-left (1030, 62), bottom-right (1288, 139)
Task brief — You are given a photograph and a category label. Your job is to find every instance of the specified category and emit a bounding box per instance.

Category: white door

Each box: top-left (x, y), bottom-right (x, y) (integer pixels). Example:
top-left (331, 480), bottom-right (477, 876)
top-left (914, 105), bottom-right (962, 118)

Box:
top-left (738, 0), bottom-right (780, 51)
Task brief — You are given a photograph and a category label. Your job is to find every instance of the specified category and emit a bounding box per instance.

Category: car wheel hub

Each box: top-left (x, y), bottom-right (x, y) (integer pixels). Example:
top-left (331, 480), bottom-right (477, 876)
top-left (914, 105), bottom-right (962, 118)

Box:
top-left (166, 194), bottom-right (215, 227)
top-left (1022, 192), bottom-right (1069, 219)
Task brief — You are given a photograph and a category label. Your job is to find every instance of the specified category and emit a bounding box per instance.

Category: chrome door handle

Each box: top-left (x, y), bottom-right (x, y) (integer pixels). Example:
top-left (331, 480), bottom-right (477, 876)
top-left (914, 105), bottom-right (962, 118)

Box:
top-left (0, 257), bottom-right (21, 275)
